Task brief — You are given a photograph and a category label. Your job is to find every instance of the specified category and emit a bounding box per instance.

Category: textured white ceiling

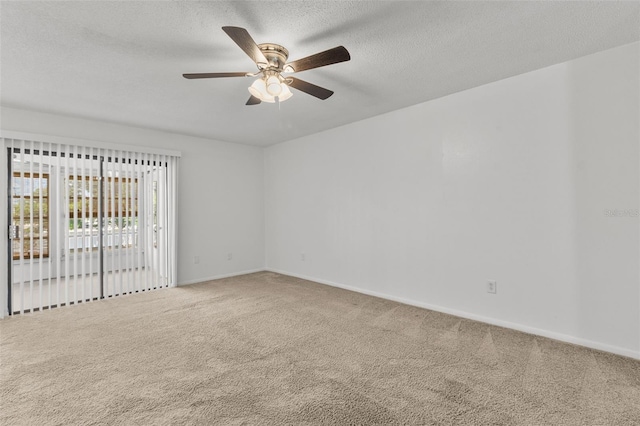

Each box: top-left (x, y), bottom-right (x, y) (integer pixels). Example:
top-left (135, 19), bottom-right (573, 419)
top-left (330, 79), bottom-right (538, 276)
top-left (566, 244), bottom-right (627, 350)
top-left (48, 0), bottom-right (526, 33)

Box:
top-left (1, 1), bottom-right (639, 146)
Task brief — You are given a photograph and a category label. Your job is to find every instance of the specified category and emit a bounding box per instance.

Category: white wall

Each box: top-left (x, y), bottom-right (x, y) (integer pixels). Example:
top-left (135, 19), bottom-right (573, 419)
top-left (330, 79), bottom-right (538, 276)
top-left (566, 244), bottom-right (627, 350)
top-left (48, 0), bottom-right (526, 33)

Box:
top-left (0, 107), bottom-right (265, 301)
top-left (265, 42), bottom-right (640, 358)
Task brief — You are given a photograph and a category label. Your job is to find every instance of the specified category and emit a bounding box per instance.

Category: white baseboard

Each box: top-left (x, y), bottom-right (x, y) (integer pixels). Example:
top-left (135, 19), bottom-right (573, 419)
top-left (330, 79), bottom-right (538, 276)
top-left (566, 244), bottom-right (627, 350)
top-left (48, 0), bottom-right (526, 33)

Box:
top-left (266, 268), bottom-right (640, 360)
top-left (178, 268), bottom-right (265, 286)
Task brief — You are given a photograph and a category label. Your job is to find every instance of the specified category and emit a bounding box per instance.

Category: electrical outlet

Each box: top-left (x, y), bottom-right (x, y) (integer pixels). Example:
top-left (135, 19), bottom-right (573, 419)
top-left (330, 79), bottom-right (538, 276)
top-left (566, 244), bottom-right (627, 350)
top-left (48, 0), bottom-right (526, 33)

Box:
top-left (301, 253), bottom-right (306, 261)
top-left (194, 256), bottom-right (199, 264)
top-left (227, 253), bottom-right (233, 261)
top-left (487, 280), bottom-right (497, 294)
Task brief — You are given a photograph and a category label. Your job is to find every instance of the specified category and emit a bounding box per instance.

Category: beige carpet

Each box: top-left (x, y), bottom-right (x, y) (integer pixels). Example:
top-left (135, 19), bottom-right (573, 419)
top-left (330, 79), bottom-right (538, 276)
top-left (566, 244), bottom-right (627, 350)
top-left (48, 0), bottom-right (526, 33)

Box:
top-left (1, 272), bottom-right (639, 425)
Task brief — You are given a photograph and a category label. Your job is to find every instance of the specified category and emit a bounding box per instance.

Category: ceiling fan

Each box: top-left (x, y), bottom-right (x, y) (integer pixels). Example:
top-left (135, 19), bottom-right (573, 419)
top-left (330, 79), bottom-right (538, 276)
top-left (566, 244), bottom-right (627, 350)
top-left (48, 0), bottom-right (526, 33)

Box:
top-left (183, 26), bottom-right (351, 105)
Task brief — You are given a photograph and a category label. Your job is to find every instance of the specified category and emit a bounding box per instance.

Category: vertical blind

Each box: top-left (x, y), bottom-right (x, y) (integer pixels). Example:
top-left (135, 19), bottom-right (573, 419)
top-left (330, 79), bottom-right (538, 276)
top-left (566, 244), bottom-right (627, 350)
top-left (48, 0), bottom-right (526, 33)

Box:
top-left (5, 138), bottom-right (178, 314)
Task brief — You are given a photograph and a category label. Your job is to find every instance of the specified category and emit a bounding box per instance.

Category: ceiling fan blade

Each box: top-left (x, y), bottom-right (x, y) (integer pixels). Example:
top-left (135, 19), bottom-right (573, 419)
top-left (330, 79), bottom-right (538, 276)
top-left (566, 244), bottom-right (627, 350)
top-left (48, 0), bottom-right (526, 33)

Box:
top-left (183, 72), bottom-right (248, 79)
top-left (222, 26), bottom-right (269, 66)
top-left (287, 77), bottom-right (334, 100)
top-left (285, 46), bottom-right (350, 73)
top-left (246, 95), bottom-right (262, 105)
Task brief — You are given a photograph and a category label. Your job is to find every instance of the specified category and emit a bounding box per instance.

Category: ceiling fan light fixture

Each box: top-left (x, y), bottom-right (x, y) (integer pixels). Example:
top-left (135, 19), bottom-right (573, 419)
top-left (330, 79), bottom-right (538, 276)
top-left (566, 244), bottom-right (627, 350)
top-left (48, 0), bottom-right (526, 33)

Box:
top-left (248, 78), bottom-right (275, 103)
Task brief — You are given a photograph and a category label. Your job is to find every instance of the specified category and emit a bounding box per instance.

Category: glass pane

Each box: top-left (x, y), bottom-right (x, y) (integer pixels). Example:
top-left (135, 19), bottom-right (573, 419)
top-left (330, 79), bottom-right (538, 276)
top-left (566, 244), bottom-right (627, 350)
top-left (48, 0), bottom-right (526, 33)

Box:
top-left (11, 237), bottom-right (49, 259)
top-left (12, 173), bottom-right (50, 259)
top-left (11, 176), bottom-right (21, 196)
top-left (11, 199), bottom-right (22, 219)
top-left (35, 176), bottom-right (48, 192)
top-left (12, 239), bottom-right (21, 259)
top-left (20, 199), bottom-right (49, 218)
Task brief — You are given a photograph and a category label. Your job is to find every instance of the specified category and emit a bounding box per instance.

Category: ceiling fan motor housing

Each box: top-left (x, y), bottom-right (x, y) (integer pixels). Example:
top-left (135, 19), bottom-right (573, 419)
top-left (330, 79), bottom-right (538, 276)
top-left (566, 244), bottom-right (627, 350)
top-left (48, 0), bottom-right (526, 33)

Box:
top-left (258, 43), bottom-right (289, 71)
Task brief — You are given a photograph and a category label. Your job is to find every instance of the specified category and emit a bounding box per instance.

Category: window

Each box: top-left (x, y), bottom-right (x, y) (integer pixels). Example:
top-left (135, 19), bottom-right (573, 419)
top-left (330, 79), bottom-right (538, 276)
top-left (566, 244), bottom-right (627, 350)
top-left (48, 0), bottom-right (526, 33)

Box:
top-left (11, 172), bottom-right (49, 260)
top-left (67, 175), bottom-right (139, 251)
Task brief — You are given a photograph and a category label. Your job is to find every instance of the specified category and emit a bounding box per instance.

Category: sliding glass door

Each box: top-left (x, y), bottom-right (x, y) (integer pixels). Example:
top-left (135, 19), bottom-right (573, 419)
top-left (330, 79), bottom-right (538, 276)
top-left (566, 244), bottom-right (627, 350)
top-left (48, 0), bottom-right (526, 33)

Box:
top-left (5, 139), bottom-right (178, 315)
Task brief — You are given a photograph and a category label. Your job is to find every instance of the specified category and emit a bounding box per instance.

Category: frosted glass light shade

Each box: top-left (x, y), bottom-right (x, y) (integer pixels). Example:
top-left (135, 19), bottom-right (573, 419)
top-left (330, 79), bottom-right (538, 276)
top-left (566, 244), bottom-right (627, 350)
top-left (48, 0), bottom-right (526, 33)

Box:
top-left (266, 76), bottom-right (282, 96)
top-left (248, 79), bottom-right (275, 103)
top-left (277, 83), bottom-right (293, 102)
